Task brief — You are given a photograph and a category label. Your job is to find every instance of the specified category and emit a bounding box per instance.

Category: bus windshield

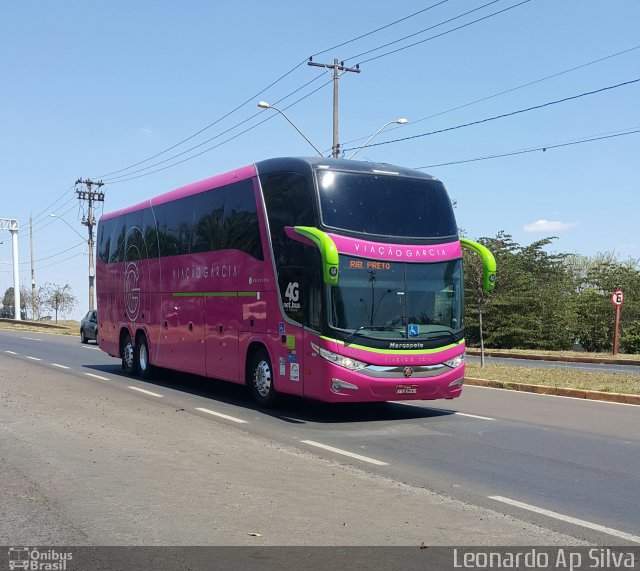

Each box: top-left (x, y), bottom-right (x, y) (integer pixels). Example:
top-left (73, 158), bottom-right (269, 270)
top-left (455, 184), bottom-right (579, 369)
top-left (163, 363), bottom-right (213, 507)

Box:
top-left (329, 256), bottom-right (463, 342)
top-left (316, 170), bottom-right (457, 239)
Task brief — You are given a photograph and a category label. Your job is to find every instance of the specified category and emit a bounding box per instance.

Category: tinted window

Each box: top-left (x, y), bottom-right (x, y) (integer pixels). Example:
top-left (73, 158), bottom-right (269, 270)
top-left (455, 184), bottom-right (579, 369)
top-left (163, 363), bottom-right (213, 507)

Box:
top-left (109, 215), bottom-right (126, 263)
top-left (143, 208), bottom-right (159, 259)
top-left (261, 172), bottom-right (316, 249)
top-left (97, 217), bottom-right (115, 263)
top-left (317, 171), bottom-right (457, 239)
top-left (261, 172), bottom-right (321, 327)
top-left (154, 200), bottom-right (181, 257)
top-left (124, 210), bottom-right (144, 261)
top-left (193, 188), bottom-right (225, 253)
top-left (153, 179), bottom-right (263, 259)
top-left (221, 179), bottom-right (262, 260)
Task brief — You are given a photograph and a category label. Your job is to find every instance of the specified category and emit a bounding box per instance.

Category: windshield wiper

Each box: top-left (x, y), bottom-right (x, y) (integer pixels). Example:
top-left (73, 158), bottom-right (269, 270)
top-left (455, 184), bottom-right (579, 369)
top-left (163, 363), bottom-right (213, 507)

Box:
top-left (422, 329), bottom-right (462, 343)
top-left (344, 325), bottom-right (402, 345)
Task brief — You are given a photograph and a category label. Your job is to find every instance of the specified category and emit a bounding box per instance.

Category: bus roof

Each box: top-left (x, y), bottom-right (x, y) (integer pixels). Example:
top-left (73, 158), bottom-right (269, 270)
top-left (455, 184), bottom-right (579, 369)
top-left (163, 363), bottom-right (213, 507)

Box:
top-left (100, 157), bottom-right (439, 221)
top-left (255, 156), bottom-right (439, 181)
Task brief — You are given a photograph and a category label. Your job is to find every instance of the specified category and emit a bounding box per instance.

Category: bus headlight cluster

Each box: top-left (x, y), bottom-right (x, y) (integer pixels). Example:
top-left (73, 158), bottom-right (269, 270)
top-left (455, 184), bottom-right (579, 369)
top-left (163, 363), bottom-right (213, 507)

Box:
top-left (443, 354), bottom-right (465, 369)
top-left (311, 343), bottom-right (367, 371)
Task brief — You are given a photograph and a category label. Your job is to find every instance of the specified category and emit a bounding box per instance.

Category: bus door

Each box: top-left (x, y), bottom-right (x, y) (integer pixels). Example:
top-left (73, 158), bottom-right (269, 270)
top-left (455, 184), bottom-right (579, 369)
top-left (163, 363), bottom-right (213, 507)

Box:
top-left (205, 295), bottom-right (240, 382)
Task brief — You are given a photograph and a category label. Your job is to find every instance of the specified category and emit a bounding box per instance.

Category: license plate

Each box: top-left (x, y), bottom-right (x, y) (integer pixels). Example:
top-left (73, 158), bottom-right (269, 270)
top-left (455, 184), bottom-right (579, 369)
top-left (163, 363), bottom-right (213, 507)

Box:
top-left (395, 384), bottom-right (418, 395)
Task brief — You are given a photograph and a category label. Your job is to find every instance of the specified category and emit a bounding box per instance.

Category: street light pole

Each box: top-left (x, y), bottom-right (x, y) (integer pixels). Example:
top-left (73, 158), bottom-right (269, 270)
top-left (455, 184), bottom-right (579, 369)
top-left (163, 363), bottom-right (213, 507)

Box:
top-left (257, 101), bottom-right (324, 156)
top-left (30, 217), bottom-right (35, 320)
top-left (347, 118), bottom-right (409, 160)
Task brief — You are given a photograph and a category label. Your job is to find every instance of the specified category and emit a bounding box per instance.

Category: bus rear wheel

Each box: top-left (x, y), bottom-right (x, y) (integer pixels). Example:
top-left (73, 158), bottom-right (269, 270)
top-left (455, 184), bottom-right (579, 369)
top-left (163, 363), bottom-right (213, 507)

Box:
top-left (135, 333), bottom-right (152, 379)
top-left (121, 332), bottom-right (139, 375)
top-left (248, 349), bottom-right (278, 408)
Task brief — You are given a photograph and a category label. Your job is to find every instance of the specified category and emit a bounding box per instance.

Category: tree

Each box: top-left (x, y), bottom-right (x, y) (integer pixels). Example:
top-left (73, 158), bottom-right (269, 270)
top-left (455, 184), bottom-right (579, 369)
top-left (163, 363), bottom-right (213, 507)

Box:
top-left (566, 253), bottom-right (640, 353)
top-left (464, 233), bottom-right (575, 352)
top-left (43, 283), bottom-right (78, 323)
top-left (1, 286), bottom-right (27, 319)
top-left (20, 284), bottom-right (49, 321)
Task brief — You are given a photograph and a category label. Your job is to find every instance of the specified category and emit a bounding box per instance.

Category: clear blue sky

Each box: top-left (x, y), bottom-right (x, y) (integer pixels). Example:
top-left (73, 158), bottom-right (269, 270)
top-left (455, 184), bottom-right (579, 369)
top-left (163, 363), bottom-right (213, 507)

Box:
top-left (1, 0), bottom-right (639, 319)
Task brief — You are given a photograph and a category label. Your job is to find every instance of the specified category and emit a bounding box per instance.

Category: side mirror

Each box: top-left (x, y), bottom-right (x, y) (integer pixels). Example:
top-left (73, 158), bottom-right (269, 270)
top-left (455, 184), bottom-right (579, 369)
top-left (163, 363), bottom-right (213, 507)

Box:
top-left (460, 238), bottom-right (496, 292)
top-left (285, 226), bottom-right (340, 286)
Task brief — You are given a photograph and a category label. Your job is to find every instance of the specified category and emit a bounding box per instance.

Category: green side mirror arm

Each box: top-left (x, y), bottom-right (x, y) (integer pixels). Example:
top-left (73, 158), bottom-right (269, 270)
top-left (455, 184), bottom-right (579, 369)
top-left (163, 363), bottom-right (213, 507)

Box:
top-left (293, 226), bottom-right (340, 285)
top-left (460, 238), bottom-right (497, 292)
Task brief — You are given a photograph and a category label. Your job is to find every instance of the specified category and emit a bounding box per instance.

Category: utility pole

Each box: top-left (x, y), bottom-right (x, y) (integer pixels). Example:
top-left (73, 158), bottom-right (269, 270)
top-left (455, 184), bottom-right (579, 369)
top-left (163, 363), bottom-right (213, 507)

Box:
top-left (308, 57), bottom-right (360, 158)
top-left (30, 217), bottom-right (36, 320)
top-left (0, 218), bottom-right (20, 320)
top-left (75, 179), bottom-right (105, 311)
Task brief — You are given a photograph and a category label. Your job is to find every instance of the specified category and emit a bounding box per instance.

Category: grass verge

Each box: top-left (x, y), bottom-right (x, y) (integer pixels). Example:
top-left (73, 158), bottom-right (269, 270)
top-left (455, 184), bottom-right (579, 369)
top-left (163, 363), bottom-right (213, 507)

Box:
top-left (0, 320), bottom-right (79, 335)
top-left (466, 362), bottom-right (640, 395)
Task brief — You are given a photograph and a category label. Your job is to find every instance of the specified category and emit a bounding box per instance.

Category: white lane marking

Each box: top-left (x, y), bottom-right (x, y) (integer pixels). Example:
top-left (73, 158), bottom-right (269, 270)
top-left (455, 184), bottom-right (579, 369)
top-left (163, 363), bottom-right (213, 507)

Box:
top-left (26, 356), bottom-right (41, 361)
top-left (81, 346), bottom-right (100, 351)
top-left (21, 336), bottom-right (41, 341)
top-left (395, 402), bottom-right (495, 421)
top-left (5, 350), bottom-right (18, 355)
top-left (128, 386), bottom-right (164, 398)
top-left (301, 440), bottom-right (389, 466)
top-left (196, 407), bottom-right (248, 424)
top-left (489, 496), bottom-right (640, 544)
top-left (465, 384), bottom-right (639, 407)
top-left (51, 363), bottom-right (70, 369)
top-left (455, 412), bottom-right (496, 421)
top-left (84, 372), bottom-right (109, 381)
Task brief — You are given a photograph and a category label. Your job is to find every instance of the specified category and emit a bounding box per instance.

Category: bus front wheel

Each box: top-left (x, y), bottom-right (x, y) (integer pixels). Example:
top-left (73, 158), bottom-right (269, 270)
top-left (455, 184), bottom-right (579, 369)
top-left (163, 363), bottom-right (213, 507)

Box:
top-left (248, 349), bottom-right (278, 408)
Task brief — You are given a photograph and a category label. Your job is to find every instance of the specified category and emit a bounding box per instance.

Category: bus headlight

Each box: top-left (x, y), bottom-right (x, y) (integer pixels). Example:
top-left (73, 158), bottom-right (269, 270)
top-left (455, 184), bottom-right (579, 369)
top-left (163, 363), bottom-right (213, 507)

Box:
top-left (311, 343), bottom-right (367, 371)
top-left (443, 354), bottom-right (465, 369)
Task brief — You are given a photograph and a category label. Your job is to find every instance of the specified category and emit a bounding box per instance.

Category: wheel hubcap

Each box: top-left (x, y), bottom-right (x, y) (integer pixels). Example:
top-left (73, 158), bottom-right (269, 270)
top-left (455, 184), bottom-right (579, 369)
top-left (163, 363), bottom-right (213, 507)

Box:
top-left (254, 360), bottom-right (272, 398)
top-left (124, 341), bottom-right (134, 369)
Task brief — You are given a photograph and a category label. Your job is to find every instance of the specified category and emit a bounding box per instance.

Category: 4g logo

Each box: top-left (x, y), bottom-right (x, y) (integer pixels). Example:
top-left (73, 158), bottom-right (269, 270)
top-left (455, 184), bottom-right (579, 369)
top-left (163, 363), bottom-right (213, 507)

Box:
top-left (283, 282), bottom-right (301, 312)
top-left (285, 282), bottom-right (299, 302)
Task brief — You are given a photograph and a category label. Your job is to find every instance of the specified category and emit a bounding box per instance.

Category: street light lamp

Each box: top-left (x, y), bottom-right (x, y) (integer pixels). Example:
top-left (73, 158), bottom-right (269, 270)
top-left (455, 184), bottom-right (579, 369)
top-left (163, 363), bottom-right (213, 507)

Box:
top-left (347, 118), bottom-right (408, 160)
top-left (48, 214), bottom-right (86, 241)
top-left (257, 101), bottom-right (324, 157)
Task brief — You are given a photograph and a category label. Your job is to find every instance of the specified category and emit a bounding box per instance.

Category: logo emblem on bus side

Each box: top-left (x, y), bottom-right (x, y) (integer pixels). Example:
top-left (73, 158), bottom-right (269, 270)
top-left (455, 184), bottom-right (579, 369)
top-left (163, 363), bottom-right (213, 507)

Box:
top-left (124, 262), bottom-right (141, 321)
top-left (403, 367), bottom-right (413, 378)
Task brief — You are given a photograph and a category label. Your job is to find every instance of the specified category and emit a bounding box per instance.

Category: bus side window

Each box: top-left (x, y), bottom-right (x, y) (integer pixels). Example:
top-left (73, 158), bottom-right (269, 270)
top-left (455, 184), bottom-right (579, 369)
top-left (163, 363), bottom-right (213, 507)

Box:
top-left (143, 207), bottom-right (159, 259)
top-left (109, 215), bottom-right (126, 263)
top-left (97, 218), bottom-right (114, 263)
top-left (124, 210), bottom-right (144, 261)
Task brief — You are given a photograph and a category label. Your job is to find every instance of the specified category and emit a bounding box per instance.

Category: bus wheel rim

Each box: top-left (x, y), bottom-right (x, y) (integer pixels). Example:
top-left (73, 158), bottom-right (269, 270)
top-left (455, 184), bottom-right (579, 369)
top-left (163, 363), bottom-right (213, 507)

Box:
top-left (124, 341), bottom-right (134, 369)
top-left (255, 360), bottom-right (272, 397)
top-left (139, 342), bottom-right (148, 370)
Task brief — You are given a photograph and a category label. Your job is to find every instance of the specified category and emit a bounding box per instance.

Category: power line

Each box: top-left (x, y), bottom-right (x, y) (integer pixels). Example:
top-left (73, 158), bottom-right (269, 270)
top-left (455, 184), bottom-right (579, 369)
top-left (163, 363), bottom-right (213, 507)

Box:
top-left (30, 185), bottom-right (76, 226)
top-left (345, 0), bottom-right (503, 62)
top-left (354, 0), bottom-right (533, 66)
top-left (415, 128), bottom-right (640, 169)
top-left (97, 4), bottom-right (454, 180)
top-left (340, 44), bottom-right (640, 148)
top-left (96, 59), bottom-right (309, 179)
top-left (31, 201), bottom-right (79, 235)
top-left (106, 76), bottom-right (336, 184)
top-left (0, 241), bottom-right (85, 266)
top-left (311, 0), bottom-right (451, 58)
top-left (343, 77), bottom-right (640, 151)
top-left (102, 72), bottom-right (329, 183)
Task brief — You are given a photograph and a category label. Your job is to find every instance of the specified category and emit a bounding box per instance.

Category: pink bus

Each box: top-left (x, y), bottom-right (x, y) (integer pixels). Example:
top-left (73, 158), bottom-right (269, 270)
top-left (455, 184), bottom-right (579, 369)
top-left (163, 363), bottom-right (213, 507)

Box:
top-left (96, 157), bottom-right (495, 406)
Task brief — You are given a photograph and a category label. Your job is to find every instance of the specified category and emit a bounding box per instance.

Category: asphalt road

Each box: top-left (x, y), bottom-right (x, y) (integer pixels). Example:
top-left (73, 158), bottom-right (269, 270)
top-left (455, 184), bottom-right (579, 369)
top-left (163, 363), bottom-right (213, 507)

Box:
top-left (1, 329), bottom-right (638, 548)
top-left (467, 353), bottom-right (640, 375)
